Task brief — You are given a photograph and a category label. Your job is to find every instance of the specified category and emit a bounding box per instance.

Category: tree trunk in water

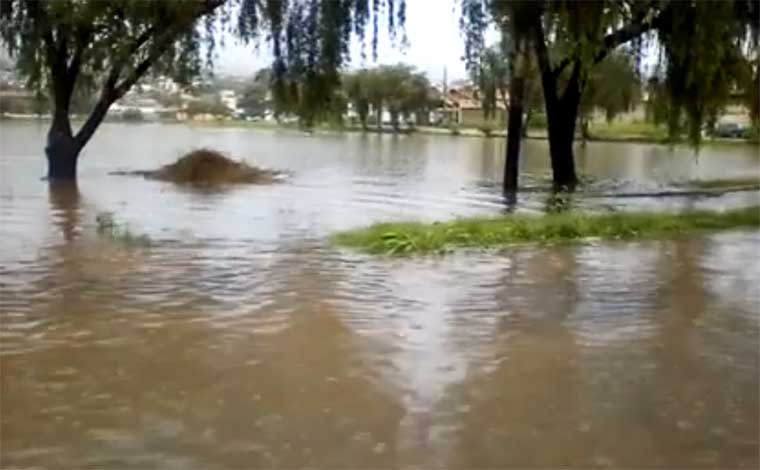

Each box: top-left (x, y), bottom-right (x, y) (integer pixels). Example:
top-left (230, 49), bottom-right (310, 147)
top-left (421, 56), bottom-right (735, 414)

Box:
top-left (46, 132), bottom-right (80, 180)
top-left (503, 36), bottom-right (530, 193)
top-left (46, 106), bottom-right (81, 180)
top-left (503, 76), bottom-right (524, 192)
top-left (545, 105), bottom-right (579, 189)
top-left (542, 64), bottom-right (581, 190)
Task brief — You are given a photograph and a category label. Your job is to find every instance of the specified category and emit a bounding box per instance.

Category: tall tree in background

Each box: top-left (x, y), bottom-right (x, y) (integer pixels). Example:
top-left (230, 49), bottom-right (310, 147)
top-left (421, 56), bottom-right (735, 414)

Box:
top-left (462, 0), bottom-right (758, 190)
top-left (500, 2), bottom-right (537, 192)
top-left (472, 45), bottom-right (508, 123)
top-left (344, 69), bottom-right (371, 129)
top-left (463, 0), bottom-right (542, 192)
top-left (1, 0), bottom-right (225, 179)
top-left (579, 49), bottom-right (641, 142)
top-left (343, 64), bottom-right (432, 131)
top-left (0, 0), bottom-right (406, 180)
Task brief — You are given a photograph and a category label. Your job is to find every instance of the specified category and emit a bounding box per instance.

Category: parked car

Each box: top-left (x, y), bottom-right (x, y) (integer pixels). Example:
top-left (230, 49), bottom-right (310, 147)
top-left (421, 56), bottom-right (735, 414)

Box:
top-left (713, 122), bottom-right (744, 138)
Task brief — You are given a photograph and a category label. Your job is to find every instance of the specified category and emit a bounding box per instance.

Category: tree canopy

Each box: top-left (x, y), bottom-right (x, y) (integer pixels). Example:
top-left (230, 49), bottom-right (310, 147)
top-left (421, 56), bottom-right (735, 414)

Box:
top-left (343, 64), bottom-right (434, 129)
top-left (580, 48), bottom-right (641, 126)
top-left (460, 0), bottom-right (759, 188)
top-left (0, 0), bottom-right (407, 178)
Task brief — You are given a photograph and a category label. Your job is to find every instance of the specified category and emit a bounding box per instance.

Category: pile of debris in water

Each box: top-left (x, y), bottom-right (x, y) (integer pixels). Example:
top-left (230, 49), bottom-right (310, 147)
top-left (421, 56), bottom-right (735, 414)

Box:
top-left (113, 148), bottom-right (282, 185)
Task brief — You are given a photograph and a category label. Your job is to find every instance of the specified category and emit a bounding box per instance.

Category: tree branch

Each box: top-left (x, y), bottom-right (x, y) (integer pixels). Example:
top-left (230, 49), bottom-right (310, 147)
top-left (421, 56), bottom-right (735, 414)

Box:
top-left (73, 23), bottom-right (164, 149)
top-left (75, 0), bottom-right (227, 149)
top-left (532, 14), bottom-right (551, 80)
top-left (593, 6), bottom-right (669, 64)
top-left (67, 25), bottom-right (94, 85)
top-left (102, 24), bottom-right (160, 97)
top-left (553, 57), bottom-right (573, 77)
top-left (531, 11), bottom-right (559, 108)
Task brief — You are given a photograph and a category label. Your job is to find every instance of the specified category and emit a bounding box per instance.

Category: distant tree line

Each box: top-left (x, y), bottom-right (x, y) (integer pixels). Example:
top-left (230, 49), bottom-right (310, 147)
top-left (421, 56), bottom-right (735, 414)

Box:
top-left (236, 64), bottom-right (439, 131)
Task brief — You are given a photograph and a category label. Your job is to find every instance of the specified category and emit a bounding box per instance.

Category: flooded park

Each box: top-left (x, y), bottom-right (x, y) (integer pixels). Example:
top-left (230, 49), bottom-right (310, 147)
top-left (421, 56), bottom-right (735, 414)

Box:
top-left (1, 121), bottom-right (758, 468)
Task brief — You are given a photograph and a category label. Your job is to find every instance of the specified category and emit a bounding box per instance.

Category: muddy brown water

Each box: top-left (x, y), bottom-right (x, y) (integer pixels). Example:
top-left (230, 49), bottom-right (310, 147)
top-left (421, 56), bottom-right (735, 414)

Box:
top-left (1, 121), bottom-right (759, 468)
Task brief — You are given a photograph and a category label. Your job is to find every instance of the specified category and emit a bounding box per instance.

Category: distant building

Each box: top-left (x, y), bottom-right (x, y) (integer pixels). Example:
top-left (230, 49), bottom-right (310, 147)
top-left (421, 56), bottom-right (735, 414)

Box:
top-left (219, 89), bottom-right (238, 112)
top-left (155, 76), bottom-right (180, 93)
top-left (438, 84), bottom-right (508, 127)
top-left (110, 97), bottom-right (182, 120)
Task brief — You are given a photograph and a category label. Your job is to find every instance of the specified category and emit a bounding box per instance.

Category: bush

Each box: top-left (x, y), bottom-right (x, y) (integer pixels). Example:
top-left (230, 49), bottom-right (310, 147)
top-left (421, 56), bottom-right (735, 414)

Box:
top-left (122, 108), bottom-right (144, 121)
top-left (529, 112), bottom-right (547, 129)
top-left (185, 98), bottom-right (230, 118)
top-left (742, 125), bottom-right (759, 141)
top-left (0, 94), bottom-right (49, 115)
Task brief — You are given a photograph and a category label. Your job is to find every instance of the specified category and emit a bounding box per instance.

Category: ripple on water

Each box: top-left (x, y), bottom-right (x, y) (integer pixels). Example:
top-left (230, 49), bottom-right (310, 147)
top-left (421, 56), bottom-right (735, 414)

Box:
top-left (1, 124), bottom-right (758, 468)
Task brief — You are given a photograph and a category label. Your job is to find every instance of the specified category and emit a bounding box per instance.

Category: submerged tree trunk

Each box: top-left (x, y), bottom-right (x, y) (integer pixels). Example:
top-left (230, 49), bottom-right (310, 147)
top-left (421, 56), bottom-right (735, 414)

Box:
top-left (545, 96), bottom-right (579, 189)
top-left (46, 92), bottom-right (114, 180)
top-left (503, 35), bottom-right (531, 192)
top-left (539, 60), bottom-right (581, 190)
top-left (503, 76), bottom-right (524, 192)
top-left (46, 128), bottom-right (80, 180)
top-left (46, 76), bottom-right (80, 180)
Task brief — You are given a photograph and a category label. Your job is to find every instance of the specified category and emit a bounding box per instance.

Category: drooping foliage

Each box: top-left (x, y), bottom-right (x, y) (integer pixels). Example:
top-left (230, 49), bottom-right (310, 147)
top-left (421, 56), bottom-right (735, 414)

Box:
top-left (0, 0), bottom-right (406, 178)
top-left (461, 0), bottom-right (758, 144)
top-left (471, 44), bottom-right (508, 120)
top-left (237, 68), bottom-right (272, 117)
top-left (653, 0), bottom-right (759, 143)
top-left (580, 48), bottom-right (641, 124)
top-left (460, 0), bottom-right (758, 187)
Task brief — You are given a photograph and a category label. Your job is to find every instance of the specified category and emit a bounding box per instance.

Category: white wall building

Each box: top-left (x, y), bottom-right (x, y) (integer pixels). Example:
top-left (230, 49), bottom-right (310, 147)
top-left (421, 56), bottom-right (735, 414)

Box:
top-left (219, 89), bottom-right (238, 112)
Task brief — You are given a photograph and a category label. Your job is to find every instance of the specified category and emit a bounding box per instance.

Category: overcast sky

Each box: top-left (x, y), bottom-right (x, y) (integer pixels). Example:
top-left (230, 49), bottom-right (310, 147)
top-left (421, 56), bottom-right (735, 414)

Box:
top-left (215, 0), bottom-right (490, 83)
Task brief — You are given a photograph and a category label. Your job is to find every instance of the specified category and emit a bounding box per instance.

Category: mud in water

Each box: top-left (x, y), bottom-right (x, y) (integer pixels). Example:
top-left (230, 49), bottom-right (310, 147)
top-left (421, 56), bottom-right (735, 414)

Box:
top-left (112, 148), bottom-right (282, 185)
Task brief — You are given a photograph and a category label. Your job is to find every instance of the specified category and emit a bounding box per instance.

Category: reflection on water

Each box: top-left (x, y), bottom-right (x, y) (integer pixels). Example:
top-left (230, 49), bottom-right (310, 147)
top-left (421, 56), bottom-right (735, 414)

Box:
top-left (1, 122), bottom-right (758, 468)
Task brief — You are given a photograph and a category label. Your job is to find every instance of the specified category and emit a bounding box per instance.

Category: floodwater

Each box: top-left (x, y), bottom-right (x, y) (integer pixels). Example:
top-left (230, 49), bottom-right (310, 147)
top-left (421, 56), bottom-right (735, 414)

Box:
top-left (1, 121), bottom-right (759, 468)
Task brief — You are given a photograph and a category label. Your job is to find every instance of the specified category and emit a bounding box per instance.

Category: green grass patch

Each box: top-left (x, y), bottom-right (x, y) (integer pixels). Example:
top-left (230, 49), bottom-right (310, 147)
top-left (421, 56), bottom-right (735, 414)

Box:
top-left (332, 206), bottom-right (760, 256)
top-left (589, 120), bottom-right (669, 142)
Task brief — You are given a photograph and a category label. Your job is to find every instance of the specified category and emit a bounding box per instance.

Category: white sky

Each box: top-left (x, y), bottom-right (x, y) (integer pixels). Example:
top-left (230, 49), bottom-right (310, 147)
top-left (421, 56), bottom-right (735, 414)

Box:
top-left (215, 0), bottom-right (488, 83)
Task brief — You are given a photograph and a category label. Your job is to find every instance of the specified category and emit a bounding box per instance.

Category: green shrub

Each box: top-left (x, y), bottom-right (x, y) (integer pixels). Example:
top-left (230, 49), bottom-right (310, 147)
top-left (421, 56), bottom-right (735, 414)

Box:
top-left (528, 112), bottom-right (547, 129)
top-left (122, 108), bottom-right (144, 121)
top-left (742, 125), bottom-right (759, 141)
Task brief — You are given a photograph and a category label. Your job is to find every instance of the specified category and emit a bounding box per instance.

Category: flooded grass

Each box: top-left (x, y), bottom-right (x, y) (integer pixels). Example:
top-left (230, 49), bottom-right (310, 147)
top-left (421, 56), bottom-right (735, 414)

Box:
top-left (96, 212), bottom-right (151, 247)
top-left (333, 206), bottom-right (760, 255)
top-left (589, 121), bottom-right (669, 142)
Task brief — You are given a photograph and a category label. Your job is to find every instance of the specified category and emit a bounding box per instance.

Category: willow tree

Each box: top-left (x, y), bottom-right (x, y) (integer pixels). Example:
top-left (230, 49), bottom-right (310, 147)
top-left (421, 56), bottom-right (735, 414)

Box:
top-left (343, 64), bottom-right (432, 131)
top-left (0, 0), bottom-right (405, 180)
top-left (462, 0), bottom-right (759, 189)
top-left (471, 45), bottom-right (508, 123)
top-left (344, 69), bottom-right (371, 128)
top-left (579, 49), bottom-right (642, 141)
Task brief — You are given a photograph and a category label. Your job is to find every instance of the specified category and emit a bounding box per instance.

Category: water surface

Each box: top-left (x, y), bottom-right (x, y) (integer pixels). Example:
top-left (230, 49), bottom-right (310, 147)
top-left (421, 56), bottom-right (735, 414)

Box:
top-left (1, 122), bottom-right (758, 468)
